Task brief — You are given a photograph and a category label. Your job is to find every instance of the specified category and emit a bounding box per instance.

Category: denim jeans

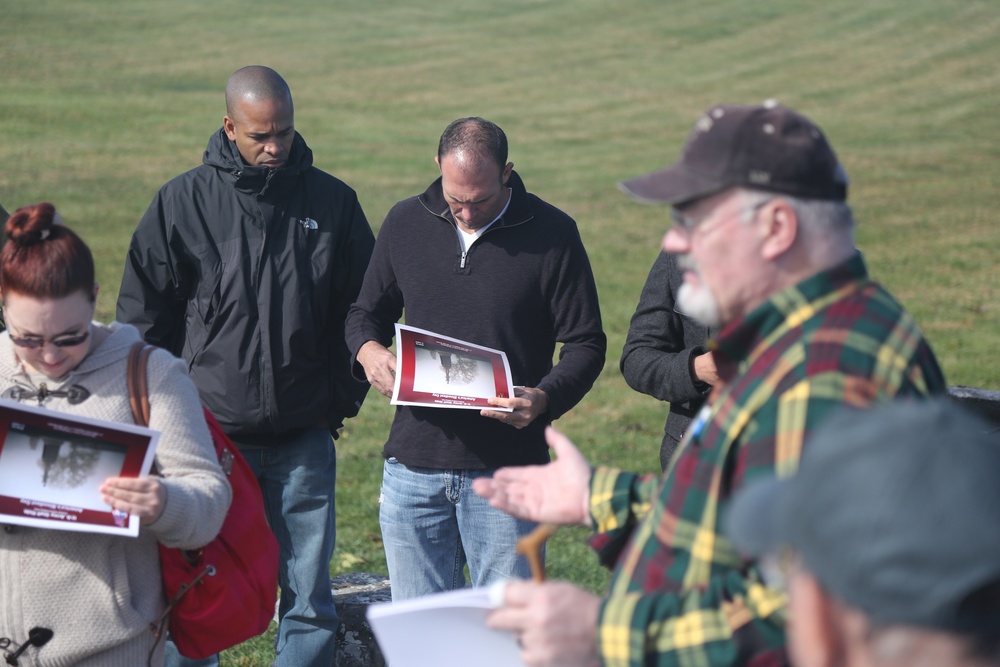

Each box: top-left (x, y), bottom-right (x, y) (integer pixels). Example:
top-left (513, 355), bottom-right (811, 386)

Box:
top-left (238, 427), bottom-right (338, 667)
top-left (164, 640), bottom-right (219, 667)
top-left (379, 458), bottom-right (537, 601)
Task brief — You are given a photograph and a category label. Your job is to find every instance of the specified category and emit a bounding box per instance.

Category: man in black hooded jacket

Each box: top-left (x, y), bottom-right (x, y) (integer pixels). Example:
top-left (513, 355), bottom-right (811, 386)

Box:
top-left (117, 65), bottom-right (375, 667)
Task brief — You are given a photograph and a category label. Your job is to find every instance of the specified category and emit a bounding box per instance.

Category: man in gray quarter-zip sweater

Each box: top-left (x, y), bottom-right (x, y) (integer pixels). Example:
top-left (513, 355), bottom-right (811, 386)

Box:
top-left (346, 117), bottom-right (605, 601)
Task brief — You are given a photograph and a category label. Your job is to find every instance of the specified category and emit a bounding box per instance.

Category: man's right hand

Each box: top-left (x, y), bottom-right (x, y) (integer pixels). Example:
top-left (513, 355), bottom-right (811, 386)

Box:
top-left (472, 426), bottom-right (592, 527)
top-left (357, 340), bottom-right (397, 398)
top-left (694, 350), bottom-right (721, 387)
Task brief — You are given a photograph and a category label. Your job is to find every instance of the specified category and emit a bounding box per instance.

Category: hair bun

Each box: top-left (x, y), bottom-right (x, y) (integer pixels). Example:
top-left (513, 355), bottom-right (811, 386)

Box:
top-left (6, 202), bottom-right (58, 247)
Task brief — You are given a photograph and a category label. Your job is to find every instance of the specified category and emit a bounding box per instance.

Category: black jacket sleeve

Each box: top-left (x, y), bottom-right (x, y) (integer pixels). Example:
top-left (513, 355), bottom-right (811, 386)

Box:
top-left (116, 189), bottom-right (192, 354)
top-left (344, 208), bottom-right (406, 382)
top-left (534, 220), bottom-right (606, 420)
top-left (326, 195), bottom-right (376, 428)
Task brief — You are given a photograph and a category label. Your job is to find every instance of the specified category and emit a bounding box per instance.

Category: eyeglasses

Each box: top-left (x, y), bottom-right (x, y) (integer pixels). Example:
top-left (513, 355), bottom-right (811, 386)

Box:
top-left (669, 207), bottom-right (709, 233)
top-left (670, 197), bottom-right (773, 235)
top-left (7, 328), bottom-right (90, 349)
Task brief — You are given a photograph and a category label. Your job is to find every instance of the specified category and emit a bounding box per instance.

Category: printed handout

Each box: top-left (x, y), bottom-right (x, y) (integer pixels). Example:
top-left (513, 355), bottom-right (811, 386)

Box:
top-left (0, 398), bottom-right (158, 536)
top-left (367, 581), bottom-right (526, 667)
top-left (391, 324), bottom-right (515, 412)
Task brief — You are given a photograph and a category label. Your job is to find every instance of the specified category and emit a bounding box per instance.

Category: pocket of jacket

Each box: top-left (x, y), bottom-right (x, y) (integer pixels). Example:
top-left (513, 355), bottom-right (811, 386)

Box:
top-left (193, 261), bottom-right (225, 327)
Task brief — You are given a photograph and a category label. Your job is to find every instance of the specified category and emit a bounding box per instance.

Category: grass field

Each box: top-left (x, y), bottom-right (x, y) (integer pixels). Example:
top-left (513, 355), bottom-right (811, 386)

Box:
top-left (3, 1), bottom-right (999, 664)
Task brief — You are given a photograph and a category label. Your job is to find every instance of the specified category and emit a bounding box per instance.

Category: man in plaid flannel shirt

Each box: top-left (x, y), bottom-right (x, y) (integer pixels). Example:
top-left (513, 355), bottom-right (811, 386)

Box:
top-left (473, 102), bottom-right (947, 667)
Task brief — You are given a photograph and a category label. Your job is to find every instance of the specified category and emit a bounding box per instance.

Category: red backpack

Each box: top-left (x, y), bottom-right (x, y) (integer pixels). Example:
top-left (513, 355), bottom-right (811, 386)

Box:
top-left (127, 342), bottom-right (279, 659)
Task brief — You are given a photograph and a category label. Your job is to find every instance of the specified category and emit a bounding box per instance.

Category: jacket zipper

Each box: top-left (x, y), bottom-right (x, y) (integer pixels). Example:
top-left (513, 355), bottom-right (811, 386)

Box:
top-left (422, 195), bottom-right (529, 271)
top-left (457, 220), bottom-right (520, 269)
top-left (255, 189), bottom-right (272, 432)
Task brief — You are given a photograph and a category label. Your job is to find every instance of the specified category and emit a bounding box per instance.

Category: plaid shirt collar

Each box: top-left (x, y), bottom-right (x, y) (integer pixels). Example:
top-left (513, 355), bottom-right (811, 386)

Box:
top-left (710, 252), bottom-right (868, 383)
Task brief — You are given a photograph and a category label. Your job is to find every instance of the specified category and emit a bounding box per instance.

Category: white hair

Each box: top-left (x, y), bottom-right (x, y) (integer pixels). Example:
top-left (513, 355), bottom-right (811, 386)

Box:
top-left (786, 196), bottom-right (855, 238)
top-left (737, 189), bottom-right (854, 233)
top-left (736, 189), bottom-right (857, 264)
top-left (862, 623), bottom-right (998, 667)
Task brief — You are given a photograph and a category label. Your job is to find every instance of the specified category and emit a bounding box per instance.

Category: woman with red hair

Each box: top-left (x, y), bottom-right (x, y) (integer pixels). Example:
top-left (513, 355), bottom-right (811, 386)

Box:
top-left (0, 203), bottom-right (231, 666)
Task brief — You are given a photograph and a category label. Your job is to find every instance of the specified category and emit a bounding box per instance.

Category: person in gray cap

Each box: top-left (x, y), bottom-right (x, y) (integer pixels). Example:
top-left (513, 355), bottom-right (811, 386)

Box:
top-left (474, 102), bottom-right (947, 666)
top-left (728, 398), bottom-right (1000, 667)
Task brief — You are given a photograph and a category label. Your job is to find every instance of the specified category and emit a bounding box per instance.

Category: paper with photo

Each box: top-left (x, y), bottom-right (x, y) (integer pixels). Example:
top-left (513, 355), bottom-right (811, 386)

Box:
top-left (391, 324), bottom-right (514, 411)
top-left (367, 581), bottom-right (526, 667)
top-left (0, 398), bottom-right (158, 536)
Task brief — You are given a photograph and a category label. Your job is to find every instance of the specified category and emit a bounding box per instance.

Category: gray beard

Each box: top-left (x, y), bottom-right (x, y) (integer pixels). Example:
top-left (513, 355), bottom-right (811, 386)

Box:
top-left (677, 282), bottom-right (723, 328)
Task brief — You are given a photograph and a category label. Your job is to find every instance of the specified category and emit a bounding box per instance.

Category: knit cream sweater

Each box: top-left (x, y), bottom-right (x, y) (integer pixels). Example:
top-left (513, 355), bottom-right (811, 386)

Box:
top-left (0, 322), bottom-right (232, 667)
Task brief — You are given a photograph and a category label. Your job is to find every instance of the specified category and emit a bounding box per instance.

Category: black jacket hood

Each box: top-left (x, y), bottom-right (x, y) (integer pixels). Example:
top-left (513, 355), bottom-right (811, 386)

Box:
top-left (202, 128), bottom-right (314, 195)
top-left (118, 129), bottom-right (375, 439)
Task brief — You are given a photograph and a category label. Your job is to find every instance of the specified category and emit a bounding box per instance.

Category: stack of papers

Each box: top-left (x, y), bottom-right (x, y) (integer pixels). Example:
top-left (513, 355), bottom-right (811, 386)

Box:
top-left (366, 582), bottom-right (526, 667)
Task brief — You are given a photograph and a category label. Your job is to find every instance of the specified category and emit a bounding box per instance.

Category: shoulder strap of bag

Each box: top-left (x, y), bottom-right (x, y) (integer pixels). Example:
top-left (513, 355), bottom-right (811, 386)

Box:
top-left (127, 341), bottom-right (154, 427)
top-left (126, 340), bottom-right (202, 662)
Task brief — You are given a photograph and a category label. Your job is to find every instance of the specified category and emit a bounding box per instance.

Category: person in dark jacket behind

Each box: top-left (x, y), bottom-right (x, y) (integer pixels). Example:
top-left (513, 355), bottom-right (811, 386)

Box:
top-left (345, 117), bottom-right (606, 600)
top-left (620, 250), bottom-right (718, 471)
top-left (0, 201), bottom-right (6, 330)
top-left (117, 65), bottom-right (375, 667)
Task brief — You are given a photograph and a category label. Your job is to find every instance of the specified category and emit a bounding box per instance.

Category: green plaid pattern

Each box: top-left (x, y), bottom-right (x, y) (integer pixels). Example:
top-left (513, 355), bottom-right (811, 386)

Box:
top-left (589, 255), bottom-right (946, 667)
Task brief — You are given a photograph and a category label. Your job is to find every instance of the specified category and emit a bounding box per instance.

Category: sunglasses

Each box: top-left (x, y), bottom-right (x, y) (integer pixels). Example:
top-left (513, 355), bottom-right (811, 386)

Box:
top-left (8, 330), bottom-right (90, 349)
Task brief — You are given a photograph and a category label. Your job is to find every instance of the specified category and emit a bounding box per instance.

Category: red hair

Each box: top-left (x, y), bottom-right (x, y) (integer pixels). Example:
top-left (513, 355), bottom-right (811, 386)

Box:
top-left (1, 202), bottom-right (96, 301)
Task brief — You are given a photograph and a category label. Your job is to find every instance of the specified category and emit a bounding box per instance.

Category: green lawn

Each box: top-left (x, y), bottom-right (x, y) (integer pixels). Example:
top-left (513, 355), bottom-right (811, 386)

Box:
top-left (2, 1), bottom-right (998, 664)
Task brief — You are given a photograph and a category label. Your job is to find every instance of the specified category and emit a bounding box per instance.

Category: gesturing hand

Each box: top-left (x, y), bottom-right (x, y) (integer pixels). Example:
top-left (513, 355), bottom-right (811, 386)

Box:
top-left (472, 426), bottom-right (592, 526)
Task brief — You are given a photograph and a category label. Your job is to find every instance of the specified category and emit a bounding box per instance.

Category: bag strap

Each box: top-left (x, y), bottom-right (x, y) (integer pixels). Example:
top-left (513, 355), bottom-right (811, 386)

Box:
top-left (127, 340), bottom-right (199, 663)
top-left (127, 341), bottom-right (154, 427)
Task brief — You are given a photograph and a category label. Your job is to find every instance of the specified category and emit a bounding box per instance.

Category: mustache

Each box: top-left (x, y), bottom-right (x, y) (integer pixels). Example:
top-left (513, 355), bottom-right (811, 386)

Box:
top-left (677, 255), bottom-right (700, 274)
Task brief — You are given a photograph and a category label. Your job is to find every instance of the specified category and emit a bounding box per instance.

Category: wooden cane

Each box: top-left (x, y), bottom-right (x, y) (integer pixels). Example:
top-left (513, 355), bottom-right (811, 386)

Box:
top-left (515, 522), bottom-right (559, 582)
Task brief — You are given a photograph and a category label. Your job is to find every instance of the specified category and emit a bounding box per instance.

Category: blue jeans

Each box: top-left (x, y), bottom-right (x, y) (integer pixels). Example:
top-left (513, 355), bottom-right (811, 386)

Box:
top-left (164, 640), bottom-right (218, 667)
top-left (239, 427), bottom-right (338, 667)
top-left (379, 458), bottom-right (537, 601)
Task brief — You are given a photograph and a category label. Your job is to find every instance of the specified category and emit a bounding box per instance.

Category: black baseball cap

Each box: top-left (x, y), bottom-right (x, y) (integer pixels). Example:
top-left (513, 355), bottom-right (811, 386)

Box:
top-left (727, 398), bottom-right (1000, 633)
top-left (619, 101), bottom-right (848, 206)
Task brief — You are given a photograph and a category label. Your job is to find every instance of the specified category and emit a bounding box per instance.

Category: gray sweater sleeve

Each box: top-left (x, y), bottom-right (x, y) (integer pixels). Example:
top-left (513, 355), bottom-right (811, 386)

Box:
top-left (619, 251), bottom-right (711, 404)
